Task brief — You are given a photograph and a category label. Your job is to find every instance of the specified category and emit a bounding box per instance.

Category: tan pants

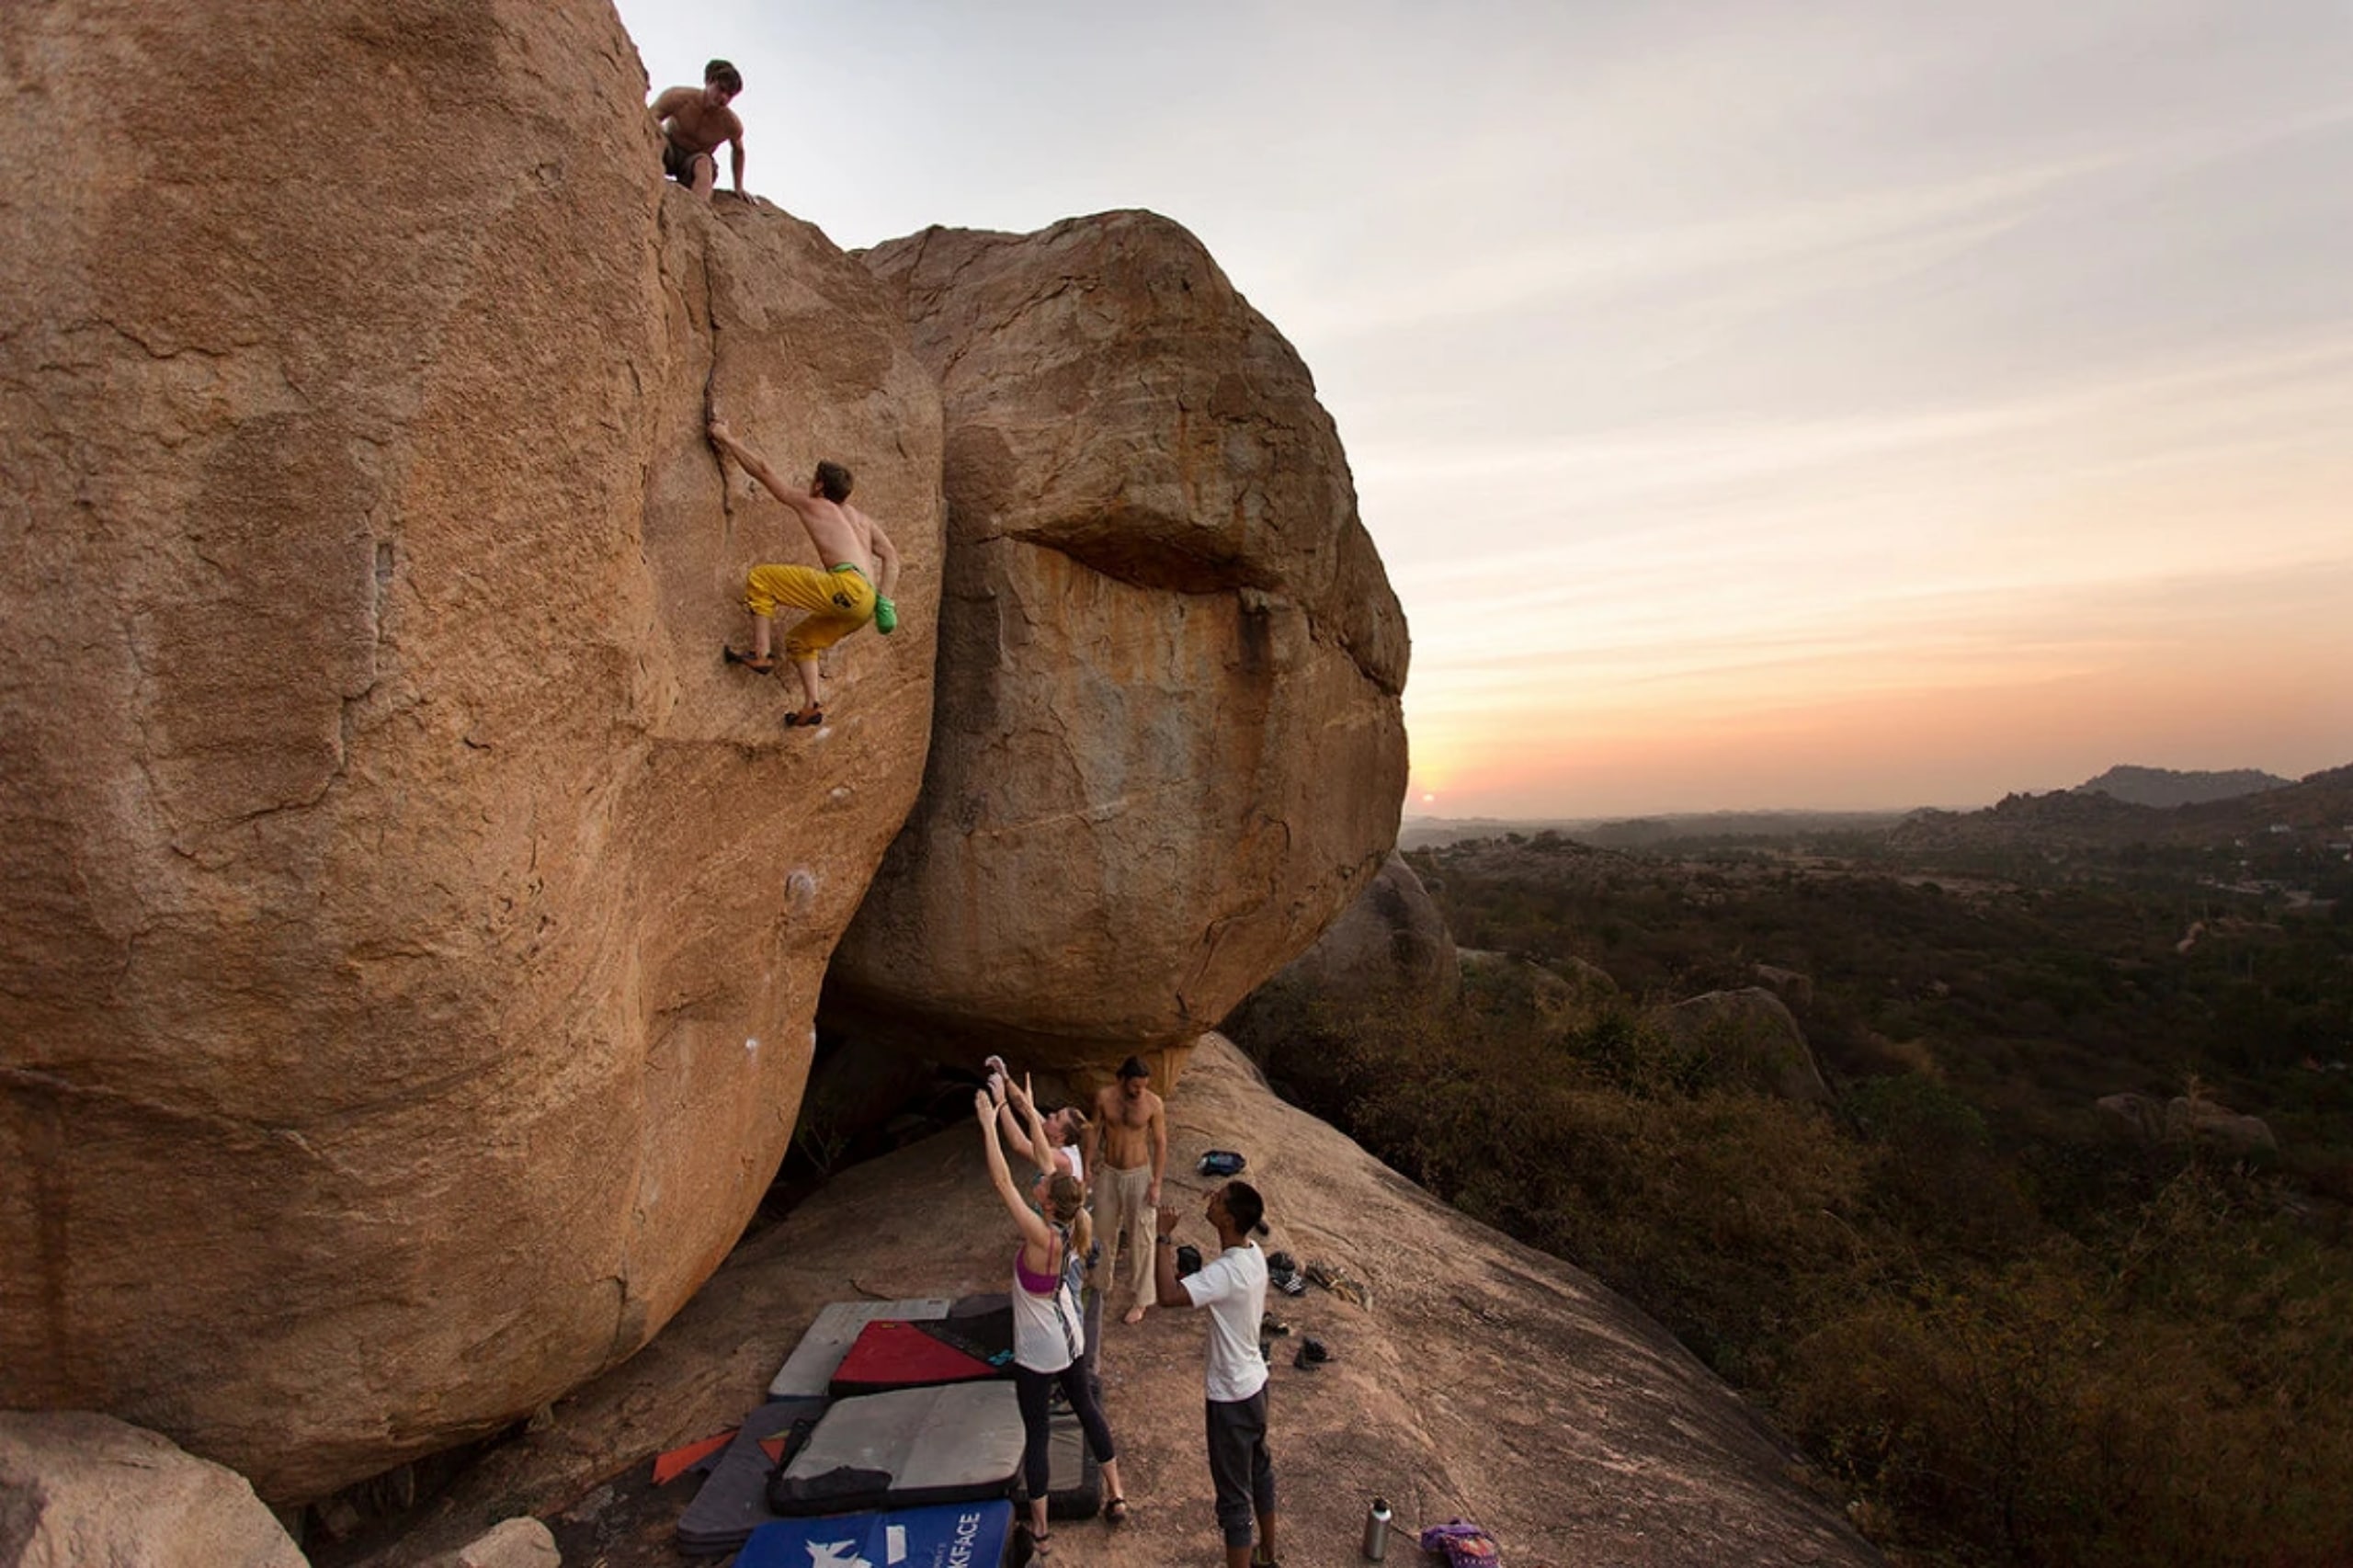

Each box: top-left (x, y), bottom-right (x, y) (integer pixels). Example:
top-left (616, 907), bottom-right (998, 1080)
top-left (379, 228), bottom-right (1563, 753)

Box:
top-left (1090, 1162), bottom-right (1154, 1306)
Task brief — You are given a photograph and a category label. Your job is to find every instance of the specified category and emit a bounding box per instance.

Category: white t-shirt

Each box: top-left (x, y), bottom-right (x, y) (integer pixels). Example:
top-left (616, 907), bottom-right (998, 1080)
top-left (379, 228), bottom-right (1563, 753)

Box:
top-left (1060, 1143), bottom-right (1086, 1186)
top-left (1181, 1241), bottom-right (1269, 1403)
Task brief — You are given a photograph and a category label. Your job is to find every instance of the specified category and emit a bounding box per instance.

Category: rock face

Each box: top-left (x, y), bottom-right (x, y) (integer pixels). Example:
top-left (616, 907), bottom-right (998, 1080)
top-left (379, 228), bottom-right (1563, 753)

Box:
top-left (0, 1412), bottom-right (308, 1568)
top-left (1294, 850), bottom-right (1461, 1005)
top-left (2165, 1096), bottom-right (2278, 1153)
top-left (1660, 989), bottom-right (1834, 1104)
top-left (337, 1036), bottom-right (1878, 1568)
top-left (2096, 1093), bottom-right (2167, 1142)
top-left (825, 212), bottom-right (1409, 1070)
top-left (2097, 1093), bottom-right (2279, 1153)
top-left (1461, 949), bottom-right (1622, 1031)
top-left (793, 1040), bottom-right (939, 1166)
top-left (433, 1517), bottom-right (562, 1568)
top-left (1224, 852), bottom-right (1459, 1048)
top-left (0, 0), bottom-right (939, 1502)
top-left (1753, 962), bottom-right (1816, 1012)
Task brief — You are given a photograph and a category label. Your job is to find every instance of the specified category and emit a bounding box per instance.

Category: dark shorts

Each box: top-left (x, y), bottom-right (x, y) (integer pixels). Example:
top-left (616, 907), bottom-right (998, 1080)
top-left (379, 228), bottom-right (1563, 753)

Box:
top-left (663, 140), bottom-right (710, 184)
top-left (1205, 1389), bottom-right (1275, 1549)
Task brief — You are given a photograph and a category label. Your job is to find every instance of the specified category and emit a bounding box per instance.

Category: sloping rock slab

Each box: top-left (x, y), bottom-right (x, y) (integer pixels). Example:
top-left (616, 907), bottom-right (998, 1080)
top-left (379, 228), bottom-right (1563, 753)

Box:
top-left (0, 1411), bottom-right (306, 1568)
top-left (338, 1037), bottom-right (1873, 1568)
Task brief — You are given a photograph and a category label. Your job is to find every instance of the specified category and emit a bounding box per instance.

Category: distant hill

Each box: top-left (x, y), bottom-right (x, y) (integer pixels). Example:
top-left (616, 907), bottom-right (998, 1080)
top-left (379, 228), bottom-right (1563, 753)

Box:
top-left (1403, 767), bottom-right (2351, 858)
top-left (1399, 816), bottom-right (1596, 850)
top-left (2075, 765), bottom-right (2292, 808)
top-left (1893, 764), bottom-right (2353, 855)
top-left (1402, 810), bottom-right (1913, 851)
top-left (1574, 811), bottom-right (1913, 850)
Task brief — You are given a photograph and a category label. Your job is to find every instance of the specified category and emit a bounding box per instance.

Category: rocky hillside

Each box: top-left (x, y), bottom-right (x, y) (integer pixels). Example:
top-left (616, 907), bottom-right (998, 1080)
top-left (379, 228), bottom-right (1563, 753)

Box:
top-left (1893, 765), bottom-right (2353, 855)
top-left (2073, 764), bottom-right (2293, 807)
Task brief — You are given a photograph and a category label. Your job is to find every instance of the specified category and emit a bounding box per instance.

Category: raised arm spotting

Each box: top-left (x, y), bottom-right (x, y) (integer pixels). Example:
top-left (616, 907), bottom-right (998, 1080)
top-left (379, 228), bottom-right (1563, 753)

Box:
top-left (978, 1092), bottom-right (1051, 1256)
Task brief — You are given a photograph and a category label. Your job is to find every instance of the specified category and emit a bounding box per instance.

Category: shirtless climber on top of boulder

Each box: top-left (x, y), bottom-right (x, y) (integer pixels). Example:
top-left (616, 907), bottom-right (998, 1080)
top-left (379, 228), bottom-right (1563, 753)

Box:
top-left (710, 417), bottom-right (902, 729)
top-left (650, 60), bottom-right (745, 199)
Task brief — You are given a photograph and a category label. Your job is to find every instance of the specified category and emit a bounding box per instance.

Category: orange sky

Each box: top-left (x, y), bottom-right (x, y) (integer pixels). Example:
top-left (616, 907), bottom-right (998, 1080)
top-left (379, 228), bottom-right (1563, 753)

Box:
top-left (1405, 546), bottom-right (2353, 815)
top-left (1412, 633), bottom-right (2353, 816)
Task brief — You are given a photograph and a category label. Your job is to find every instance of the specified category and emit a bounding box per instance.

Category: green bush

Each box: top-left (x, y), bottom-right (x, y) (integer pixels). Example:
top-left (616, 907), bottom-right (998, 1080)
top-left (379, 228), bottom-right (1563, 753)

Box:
top-left (1784, 1177), bottom-right (2353, 1567)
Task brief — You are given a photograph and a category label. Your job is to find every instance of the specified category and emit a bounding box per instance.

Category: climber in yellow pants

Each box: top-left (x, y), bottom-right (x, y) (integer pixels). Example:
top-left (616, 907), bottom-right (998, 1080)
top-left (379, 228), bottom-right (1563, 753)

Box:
top-left (747, 562), bottom-right (874, 657)
top-left (710, 417), bottom-right (902, 727)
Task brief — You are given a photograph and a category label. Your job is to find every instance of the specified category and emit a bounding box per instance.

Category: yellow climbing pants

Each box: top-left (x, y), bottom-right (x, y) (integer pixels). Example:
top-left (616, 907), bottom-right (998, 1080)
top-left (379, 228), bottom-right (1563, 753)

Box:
top-left (746, 562), bottom-right (876, 659)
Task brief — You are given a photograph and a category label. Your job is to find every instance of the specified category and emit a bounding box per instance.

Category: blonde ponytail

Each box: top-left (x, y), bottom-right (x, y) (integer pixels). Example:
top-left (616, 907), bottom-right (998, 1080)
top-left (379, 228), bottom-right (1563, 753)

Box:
top-left (1045, 1171), bottom-right (1092, 1264)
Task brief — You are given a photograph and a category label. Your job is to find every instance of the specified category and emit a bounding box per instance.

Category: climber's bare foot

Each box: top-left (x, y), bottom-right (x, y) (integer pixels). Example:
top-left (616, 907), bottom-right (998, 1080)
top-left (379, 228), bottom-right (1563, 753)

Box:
top-left (1122, 1303), bottom-right (1148, 1325)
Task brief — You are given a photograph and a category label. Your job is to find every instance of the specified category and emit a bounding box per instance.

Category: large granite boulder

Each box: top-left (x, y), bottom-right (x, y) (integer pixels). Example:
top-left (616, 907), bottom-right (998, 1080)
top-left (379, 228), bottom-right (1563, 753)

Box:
top-left (0, 1412), bottom-right (307, 1568)
top-left (1461, 949), bottom-right (1624, 1031)
top-left (828, 212), bottom-right (1410, 1070)
top-left (2095, 1092), bottom-right (2168, 1142)
top-left (0, 0), bottom-right (939, 1502)
top-left (1659, 989), bottom-right (1834, 1105)
top-left (1752, 962), bottom-right (1815, 1012)
top-left (2165, 1096), bottom-right (2277, 1153)
top-left (2097, 1092), bottom-right (2278, 1153)
top-left (1224, 852), bottom-right (1459, 1049)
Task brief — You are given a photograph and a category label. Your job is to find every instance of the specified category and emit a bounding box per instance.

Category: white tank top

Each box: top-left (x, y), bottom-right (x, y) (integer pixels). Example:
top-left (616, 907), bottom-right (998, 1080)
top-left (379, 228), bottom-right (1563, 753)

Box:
top-left (1010, 1238), bottom-right (1082, 1373)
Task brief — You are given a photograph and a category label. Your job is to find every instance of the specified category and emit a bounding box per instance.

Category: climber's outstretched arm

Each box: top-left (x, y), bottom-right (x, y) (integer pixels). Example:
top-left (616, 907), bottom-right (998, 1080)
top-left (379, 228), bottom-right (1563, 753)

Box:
top-left (707, 417), bottom-right (794, 501)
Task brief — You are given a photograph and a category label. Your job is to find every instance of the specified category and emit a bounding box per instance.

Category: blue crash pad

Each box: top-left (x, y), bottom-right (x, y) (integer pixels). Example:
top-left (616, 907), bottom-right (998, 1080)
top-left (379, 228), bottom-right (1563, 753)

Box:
top-left (737, 1498), bottom-right (1013, 1568)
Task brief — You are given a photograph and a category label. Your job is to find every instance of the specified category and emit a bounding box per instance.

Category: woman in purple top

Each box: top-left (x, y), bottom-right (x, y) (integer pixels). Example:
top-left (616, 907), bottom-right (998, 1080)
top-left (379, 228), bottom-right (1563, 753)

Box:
top-left (977, 1087), bottom-right (1129, 1555)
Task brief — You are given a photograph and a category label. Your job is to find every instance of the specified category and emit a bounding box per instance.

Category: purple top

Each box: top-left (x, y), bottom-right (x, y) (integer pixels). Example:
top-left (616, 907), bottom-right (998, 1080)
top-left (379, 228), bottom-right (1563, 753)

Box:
top-left (1014, 1244), bottom-right (1058, 1295)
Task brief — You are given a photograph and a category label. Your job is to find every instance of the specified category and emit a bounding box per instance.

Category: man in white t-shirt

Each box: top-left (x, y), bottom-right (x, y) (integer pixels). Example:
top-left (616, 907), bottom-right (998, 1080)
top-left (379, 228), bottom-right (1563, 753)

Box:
top-left (1156, 1181), bottom-right (1277, 1568)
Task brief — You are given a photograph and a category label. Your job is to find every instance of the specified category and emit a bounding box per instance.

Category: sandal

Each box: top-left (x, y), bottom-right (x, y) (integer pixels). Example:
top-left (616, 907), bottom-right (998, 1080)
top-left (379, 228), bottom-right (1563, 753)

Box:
top-left (1104, 1496), bottom-right (1130, 1525)
top-left (783, 703), bottom-right (824, 728)
top-left (722, 646), bottom-right (774, 676)
top-left (1026, 1527), bottom-right (1052, 1559)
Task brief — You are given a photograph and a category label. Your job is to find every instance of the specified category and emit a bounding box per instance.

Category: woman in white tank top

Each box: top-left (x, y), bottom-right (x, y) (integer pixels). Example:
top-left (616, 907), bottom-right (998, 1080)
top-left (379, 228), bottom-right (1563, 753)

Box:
top-left (979, 1085), bottom-right (1130, 1555)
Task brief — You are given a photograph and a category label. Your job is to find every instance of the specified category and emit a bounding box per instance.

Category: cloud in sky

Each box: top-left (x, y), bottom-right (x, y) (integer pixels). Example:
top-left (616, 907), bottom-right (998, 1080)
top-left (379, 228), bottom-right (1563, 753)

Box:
top-left (620, 0), bottom-right (2353, 814)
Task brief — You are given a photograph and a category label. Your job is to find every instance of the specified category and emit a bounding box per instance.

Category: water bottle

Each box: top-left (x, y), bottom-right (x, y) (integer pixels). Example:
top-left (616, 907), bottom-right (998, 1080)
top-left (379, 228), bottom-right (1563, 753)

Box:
top-left (1361, 1496), bottom-right (1392, 1561)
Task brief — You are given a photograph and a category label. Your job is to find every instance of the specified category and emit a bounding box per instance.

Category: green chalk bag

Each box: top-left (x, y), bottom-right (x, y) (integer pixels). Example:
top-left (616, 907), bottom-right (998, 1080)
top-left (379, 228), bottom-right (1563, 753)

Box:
top-left (872, 596), bottom-right (898, 635)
